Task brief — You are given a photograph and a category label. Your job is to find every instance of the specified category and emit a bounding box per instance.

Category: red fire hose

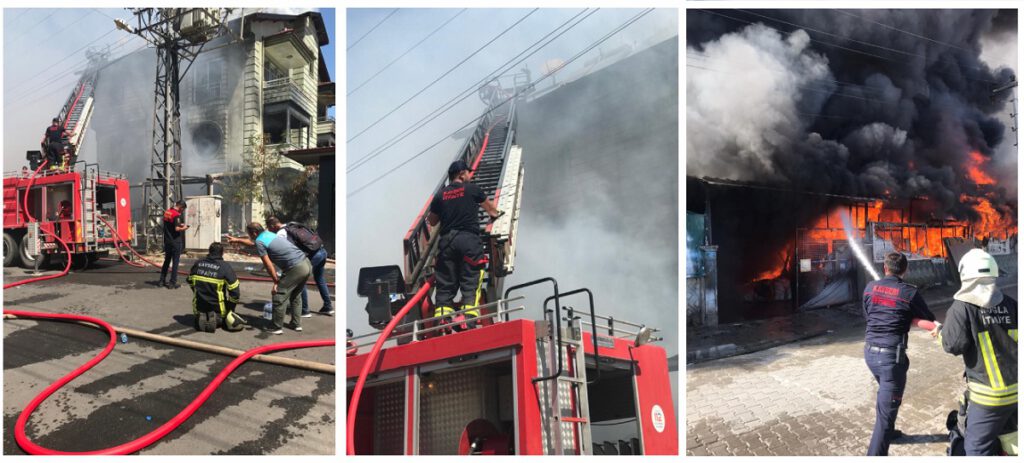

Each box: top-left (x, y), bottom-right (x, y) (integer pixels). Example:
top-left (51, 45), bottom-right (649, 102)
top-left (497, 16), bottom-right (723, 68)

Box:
top-left (346, 278), bottom-right (434, 455)
top-left (5, 162), bottom-right (336, 455)
top-left (6, 310), bottom-right (333, 455)
top-left (6, 160), bottom-right (74, 290)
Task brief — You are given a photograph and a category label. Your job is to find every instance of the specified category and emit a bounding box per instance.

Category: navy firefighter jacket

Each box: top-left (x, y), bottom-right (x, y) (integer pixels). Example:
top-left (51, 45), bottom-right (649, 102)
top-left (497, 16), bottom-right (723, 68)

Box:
top-left (863, 275), bottom-right (936, 348)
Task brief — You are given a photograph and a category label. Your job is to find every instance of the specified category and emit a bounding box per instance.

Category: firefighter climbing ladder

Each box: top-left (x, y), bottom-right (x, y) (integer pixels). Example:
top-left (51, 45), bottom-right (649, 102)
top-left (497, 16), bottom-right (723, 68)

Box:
top-left (402, 98), bottom-right (524, 306)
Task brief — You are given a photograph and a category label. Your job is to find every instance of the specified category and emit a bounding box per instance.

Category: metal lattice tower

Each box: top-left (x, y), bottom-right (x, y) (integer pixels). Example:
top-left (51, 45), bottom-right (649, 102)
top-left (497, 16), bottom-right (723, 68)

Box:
top-left (117, 8), bottom-right (231, 251)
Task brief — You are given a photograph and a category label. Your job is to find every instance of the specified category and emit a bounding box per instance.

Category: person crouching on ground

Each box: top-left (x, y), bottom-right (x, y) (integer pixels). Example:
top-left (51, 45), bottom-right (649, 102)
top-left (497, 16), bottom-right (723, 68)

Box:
top-left (228, 222), bottom-right (311, 334)
top-left (188, 242), bottom-right (244, 332)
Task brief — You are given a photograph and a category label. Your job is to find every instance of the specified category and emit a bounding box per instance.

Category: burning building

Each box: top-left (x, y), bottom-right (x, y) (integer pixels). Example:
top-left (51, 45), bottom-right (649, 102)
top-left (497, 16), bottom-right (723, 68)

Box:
top-left (90, 10), bottom-right (334, 240)
top-left (686, 9), bottom-right (1017, 326)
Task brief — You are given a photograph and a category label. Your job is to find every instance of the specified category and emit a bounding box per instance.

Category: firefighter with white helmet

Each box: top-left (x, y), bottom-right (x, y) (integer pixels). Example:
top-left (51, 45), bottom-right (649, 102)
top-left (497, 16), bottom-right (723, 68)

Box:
top-left (941, 248), bottom-right (1018, 455)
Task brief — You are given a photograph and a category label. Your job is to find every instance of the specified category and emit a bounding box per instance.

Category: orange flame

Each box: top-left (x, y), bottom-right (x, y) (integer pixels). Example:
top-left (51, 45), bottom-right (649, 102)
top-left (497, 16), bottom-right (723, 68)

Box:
top-left (967, 151), bottom-right (996, 186)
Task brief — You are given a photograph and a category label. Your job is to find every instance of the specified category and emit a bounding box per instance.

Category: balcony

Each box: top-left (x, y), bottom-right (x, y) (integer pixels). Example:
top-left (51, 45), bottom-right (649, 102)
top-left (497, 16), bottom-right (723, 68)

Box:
top-left (316, 116), bottom-right (335, 146)
top-left (265, 142), bottom-right (304, 171)
top-left (264, 75), bottom-right (315, 111)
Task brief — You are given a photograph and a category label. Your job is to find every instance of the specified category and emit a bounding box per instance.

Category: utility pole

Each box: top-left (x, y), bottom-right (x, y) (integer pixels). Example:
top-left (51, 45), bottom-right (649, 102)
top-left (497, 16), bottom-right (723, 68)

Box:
top-left (115, 8), bottom-right (231, 251)
top-left (992, 77), bottom-right (1018, 148)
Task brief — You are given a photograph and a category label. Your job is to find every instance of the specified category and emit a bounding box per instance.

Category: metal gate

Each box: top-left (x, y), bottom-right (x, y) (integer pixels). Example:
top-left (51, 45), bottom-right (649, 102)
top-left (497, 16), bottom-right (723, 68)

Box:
top-left (795, 228), bottom-right (856, 310)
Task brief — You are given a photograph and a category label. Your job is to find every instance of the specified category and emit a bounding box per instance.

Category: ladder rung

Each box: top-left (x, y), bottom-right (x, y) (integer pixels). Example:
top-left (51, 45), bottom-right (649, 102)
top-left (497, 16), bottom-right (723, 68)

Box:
top-left (559, 416), bottom-right (589, 423)
top-left (556, 376), bottom-right (585, 384)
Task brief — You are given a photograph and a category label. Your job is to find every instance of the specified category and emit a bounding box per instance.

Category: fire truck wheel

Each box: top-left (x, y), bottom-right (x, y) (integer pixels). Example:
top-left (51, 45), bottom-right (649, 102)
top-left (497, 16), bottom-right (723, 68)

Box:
top-left (3, 232), bottom-right (19, 267)
top-left (17, 236), bottom-right (47, 270)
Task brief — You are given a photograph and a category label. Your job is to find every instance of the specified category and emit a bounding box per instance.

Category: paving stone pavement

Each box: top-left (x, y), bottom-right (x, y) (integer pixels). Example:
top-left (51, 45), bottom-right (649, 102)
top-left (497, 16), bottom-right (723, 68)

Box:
top-left (686, 285), bottom-right (1017, 456)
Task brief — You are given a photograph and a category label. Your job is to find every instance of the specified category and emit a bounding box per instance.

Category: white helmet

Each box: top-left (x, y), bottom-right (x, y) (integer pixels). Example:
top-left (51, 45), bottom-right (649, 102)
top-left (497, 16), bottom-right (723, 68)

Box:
top-left (958, 248), bottom-right (999, 280)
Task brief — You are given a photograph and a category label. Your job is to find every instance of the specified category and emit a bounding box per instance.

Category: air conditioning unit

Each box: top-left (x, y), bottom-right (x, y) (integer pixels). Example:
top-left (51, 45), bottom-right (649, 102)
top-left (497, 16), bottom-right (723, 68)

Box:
top-left (177, 8), bottom-right (221, 42)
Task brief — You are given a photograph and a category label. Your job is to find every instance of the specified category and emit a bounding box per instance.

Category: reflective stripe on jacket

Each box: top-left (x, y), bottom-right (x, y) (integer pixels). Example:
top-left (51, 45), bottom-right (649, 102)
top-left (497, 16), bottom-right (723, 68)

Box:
top-left (942, 297), bottom-right (1018, 406)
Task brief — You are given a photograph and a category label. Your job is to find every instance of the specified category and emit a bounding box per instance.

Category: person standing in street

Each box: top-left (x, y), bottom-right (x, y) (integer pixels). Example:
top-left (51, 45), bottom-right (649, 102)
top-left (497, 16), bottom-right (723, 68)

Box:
top-left (941, 248), bottom-right (1017, 456)
top-left (863, 251), bottom-right (940, 456)
top-left (158, 200), bottom-right (189, 289)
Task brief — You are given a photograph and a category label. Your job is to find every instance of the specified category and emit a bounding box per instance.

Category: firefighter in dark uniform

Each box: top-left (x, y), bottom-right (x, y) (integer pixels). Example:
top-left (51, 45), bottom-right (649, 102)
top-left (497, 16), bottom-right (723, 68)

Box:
top-left (158, 200), bottom-right (189, 288)
top-left (40, 118), bottom-right (68, 169)
top-left (941, 248), bottom-right (1017, 455)
top-left (863, 251), bottom-right (939, 456)
top-left (427, 160), bottom-right (502, 329)
top-left (187, 242), bottom-right (244, 332)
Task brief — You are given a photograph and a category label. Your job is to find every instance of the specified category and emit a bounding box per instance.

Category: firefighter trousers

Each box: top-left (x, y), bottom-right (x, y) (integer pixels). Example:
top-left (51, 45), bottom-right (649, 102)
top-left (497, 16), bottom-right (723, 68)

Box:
top-left (434, 230), bottom-right (487, 318)
top-left (965, 402), bottom-right (1017, 455)
top-left (865, 345), bottom-right (909, 456)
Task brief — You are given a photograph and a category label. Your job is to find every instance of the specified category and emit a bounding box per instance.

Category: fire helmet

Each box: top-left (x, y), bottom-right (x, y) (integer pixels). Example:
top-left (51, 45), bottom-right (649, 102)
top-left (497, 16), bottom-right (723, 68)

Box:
top-left (957, 248), bottom-right (999, 280)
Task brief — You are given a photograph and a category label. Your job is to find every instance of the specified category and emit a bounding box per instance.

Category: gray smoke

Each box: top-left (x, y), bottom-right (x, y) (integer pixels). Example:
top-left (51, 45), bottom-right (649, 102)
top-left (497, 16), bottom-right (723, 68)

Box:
top-left (687, 9), bottom-right (1017, 222)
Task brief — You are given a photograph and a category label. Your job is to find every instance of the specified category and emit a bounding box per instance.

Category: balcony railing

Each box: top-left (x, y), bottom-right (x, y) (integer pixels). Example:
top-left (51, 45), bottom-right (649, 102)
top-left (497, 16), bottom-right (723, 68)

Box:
top-left (264, 76), bottom-right (315, 110)
top-left (316, 116), bottom-right (335, 136)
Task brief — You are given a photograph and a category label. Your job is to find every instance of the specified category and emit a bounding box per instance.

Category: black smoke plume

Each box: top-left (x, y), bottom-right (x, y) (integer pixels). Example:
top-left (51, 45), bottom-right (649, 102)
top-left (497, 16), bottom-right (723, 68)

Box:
top-left (687, 9), bottom-right (1017, 223)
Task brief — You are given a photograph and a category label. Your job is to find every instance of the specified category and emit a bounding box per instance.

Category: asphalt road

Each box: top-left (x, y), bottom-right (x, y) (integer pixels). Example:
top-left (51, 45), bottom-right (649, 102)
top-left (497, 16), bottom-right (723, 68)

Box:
top-left (3, 259), bottom-right (335, 455)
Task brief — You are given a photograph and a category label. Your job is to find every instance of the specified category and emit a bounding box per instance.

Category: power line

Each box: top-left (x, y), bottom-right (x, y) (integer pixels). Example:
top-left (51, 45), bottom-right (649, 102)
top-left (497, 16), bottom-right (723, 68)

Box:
top-left (834, 9), bottom-right (972, 54)
top-left (695, 9), bottom-right (1000, 86)
top-left (348, 8), bottom-right (654, 197)
top-left (347, 8), bottom-right (597, 173)
top-left (9, 9), bottom-right (97, 50)
top-left (736, 9), bottom-right (997, 80)
top-left (9, 40), bottom-right (148, 111)
top-left (348, 8), bottom-right (468, 96)
top-left (6, 27), bottom-right (119, 93)
top-left (347, 8), bottom-right (539, 143)
top-left (9, 8), bottom-right (57, 40)
top-left (6, 34), bottom-right (142, 108)
top-left (92, 8), bottom-right (120, 22)
top-left (6, 34), bottom-right (134, 106)
top-left (7, 9), bottom-right (32, 23)
top-left (347, 8), bottom-right (398, 51)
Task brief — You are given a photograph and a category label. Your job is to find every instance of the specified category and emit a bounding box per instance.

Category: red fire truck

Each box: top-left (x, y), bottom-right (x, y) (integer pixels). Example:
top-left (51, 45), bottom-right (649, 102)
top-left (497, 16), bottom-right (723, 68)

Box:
top-left (3, 165), bottom-right (133, 269)
top-left (347, 97), bottom-right (677, 455)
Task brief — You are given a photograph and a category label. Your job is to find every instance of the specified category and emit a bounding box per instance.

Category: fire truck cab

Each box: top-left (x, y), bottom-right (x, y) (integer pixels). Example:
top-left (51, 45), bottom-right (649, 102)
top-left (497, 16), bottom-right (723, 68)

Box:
top-left (347, 278), bottom-right (678, 456)
top-left (3, 163), bottom-right (132, 269)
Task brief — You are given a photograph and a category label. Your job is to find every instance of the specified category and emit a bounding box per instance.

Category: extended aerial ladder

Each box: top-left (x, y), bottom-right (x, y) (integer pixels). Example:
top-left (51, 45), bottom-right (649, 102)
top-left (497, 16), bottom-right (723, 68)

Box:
top-left (348, 82), bottom-right (676, 455)
top-left (358, 96), bottom-right (525, 331)
top-left (27, 51), bottom-right (106, 172)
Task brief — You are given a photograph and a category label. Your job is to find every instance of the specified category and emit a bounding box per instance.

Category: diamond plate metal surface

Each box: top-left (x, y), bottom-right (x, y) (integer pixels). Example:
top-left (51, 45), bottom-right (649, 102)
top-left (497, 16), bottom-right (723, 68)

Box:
top-left (373, 381), bottom-right (406, 455)
top-left (418, 368), bottom-right (485, 455)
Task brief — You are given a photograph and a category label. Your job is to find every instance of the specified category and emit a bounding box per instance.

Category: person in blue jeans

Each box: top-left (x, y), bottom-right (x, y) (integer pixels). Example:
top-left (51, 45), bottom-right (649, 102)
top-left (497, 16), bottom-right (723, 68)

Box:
top-left (862, 252), bottom-right (940, 456)
top-left (266, 216), bottom-right (334, 317)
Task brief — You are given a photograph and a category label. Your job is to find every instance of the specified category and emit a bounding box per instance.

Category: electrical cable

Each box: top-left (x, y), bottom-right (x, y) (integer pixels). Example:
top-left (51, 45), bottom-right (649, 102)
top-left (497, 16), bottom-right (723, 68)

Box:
top-left (6, 35), bottom-right (142, 108)
top-left (5, 28), bottom-right (120, 95)
top-left (348, 8), bottom-right (468, 96)
top-left (7, 9), bottom-right (58, 46)
top-left (347, 8), bottom-right (398, 51)
top-left (347, 8), bottom-right (654, 197)
top-left (694, 9), bottom-right (1000, 86)
top-left (347, 8), bottom-right (596, 174)
top-left (735, 9), bottom-right (998, 79)
top-left (347, 8), bottom-right (539, 143)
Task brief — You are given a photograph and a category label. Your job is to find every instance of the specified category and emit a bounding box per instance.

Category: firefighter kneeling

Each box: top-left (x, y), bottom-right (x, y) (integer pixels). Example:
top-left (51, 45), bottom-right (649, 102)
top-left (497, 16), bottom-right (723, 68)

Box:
top-left (188, 242), bottom-right (246, 332)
